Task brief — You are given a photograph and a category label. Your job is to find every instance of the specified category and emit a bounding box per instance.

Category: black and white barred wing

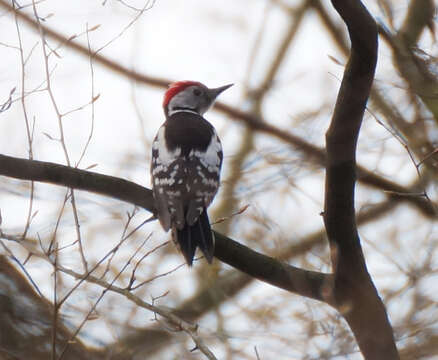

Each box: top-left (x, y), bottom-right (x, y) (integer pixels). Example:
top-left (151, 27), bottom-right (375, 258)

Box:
top-left (185, 132), bottom-right (222, 226)
top-left (151, 126), bottom-right (185, 231)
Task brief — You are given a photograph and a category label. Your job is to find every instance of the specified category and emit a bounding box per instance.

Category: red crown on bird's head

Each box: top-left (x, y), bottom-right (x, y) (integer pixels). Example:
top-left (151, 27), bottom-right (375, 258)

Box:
top-left (163, 80), bottom-right (204, 108)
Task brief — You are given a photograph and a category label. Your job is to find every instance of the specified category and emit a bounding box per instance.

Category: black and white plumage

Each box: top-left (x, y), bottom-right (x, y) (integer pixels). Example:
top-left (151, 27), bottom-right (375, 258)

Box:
top-left (151, 81), bottom-right (232, 266)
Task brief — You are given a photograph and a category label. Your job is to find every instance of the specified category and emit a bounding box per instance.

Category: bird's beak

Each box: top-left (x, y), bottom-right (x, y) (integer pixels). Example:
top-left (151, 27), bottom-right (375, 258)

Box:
top-left (208, 83), bottom-right (234, 99)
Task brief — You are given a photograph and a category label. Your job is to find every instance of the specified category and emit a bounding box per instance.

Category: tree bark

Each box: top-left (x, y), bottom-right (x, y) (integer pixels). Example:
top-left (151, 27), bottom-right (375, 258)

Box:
top-left (324, 0), bottom-right (399, 358)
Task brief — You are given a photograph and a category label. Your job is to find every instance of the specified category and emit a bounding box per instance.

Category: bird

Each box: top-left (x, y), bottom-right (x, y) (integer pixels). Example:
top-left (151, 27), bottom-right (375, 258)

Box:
top-left (151, 80), bottom-right (232, 266)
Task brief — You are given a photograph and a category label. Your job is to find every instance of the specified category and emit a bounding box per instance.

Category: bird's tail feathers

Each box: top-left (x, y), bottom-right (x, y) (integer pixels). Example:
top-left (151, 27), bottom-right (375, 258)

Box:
top-left (175, 210), bottom-right (214, 266)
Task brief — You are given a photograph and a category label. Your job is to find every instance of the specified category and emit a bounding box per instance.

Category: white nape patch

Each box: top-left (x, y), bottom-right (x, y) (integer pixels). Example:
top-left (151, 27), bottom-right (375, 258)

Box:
top-left (168, 108), bottom-right (198, 116)
top-left (190, 133), bottom-right (222, 173)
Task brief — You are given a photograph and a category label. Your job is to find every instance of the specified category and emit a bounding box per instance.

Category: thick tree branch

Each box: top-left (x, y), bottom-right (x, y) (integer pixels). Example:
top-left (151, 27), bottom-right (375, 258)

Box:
top-left (324, 1), bottom-right (399, 359)
top-left (213, 231), bottom-right (332, 302)
top-left (0, 154), bottom-right (329, 302)
top-left (0, 154), bottom-right (155, 211)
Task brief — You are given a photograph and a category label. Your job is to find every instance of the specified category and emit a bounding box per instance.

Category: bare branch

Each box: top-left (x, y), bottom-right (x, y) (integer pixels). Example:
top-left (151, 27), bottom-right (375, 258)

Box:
top-left (324, 0), bottom-right (399, 358)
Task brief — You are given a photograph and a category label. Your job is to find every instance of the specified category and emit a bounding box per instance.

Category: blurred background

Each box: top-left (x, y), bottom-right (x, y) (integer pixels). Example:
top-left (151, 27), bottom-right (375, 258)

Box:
top-left (0, 0), bottom-right (437, 358)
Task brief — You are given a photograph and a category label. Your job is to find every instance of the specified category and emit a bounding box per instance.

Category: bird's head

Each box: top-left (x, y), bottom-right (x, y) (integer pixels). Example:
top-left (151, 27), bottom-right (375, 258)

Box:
top-left (163, 80), bottom-right (233, 117)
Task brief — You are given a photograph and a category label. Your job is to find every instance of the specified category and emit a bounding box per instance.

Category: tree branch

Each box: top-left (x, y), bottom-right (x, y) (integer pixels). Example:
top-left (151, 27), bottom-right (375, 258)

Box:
top-left (0, 153), bottom-right (330, 303)
top-left (324, 0), bottom-right (399, 358)
top-left (0, 154), bottom-right (155, 211)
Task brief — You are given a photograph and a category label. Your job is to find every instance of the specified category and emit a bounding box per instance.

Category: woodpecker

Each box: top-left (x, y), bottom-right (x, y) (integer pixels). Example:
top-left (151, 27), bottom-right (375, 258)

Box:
top-left (151, 80), bottom-right (232, 266)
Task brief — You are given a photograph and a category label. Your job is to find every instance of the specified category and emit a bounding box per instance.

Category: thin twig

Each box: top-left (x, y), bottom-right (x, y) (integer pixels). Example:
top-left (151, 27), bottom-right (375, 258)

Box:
top-left (93, 1), bottom-right (154, 55)
top-left (57, 232), bottom-right (151, 358)
top-left (48, 189), bottom-right (70, 255)
top-left (368, 107), bottom-right (435, 213)
top-left (101, 208), bottom-right (138, 279)
top-left (55, 215), bottom-right (153, 309)
top-left (31, 0), bottom-right (89, 271)
top-left (51, 242), bottom-right (58, 360)
top-left (75, 23), bottom-right (98, 167)
top-left (56, 264), bottom-right (217, 360)
top-left (130, 253), bottom-right (185, 291)
top-left (0, 240), bottom-right (43, 297)
top-left (13, 0), bottom-right (35, 239)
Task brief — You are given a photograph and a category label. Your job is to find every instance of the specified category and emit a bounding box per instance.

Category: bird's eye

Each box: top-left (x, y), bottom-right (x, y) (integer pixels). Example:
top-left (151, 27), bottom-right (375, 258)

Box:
top-left (193, 88), bottom-right (201, 96)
